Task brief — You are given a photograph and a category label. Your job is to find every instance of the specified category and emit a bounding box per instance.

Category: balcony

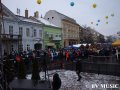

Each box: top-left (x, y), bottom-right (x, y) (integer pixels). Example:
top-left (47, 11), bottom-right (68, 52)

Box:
top-left (48, 36), bottom-right (61, 41)
top-left (0, 34), bottom-right (22, 41)
top-left (53, 37), bottom-right (61, 41)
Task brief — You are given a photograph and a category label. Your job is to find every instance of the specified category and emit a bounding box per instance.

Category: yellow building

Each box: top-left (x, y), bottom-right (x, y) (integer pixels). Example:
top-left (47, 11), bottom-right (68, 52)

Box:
top-left (62, 19), bottom-right (80, 46)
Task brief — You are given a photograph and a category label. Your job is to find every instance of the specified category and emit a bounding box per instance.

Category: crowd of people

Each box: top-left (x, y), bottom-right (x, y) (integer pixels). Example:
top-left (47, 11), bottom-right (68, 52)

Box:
top-left (2, 44), bottom-right (118, 63)
top-left (2, 44), bottom-right (118, 79)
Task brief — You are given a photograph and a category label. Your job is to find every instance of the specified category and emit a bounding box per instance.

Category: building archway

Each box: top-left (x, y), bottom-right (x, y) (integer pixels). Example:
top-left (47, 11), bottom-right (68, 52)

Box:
top-left (34, 43), bottom-right (42, 50)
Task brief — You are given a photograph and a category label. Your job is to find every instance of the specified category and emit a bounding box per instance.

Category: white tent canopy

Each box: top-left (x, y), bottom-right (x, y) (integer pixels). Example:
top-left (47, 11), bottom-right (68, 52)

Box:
top-left (73, 44), bottom-right (91, 47)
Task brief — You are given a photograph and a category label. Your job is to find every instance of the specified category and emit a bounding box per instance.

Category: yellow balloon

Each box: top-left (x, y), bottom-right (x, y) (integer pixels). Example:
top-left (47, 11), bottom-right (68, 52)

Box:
top-left (106, 22), bottom-right (108, 24)
top-left (105, 16), bottom-right (108, 19)
top-left (93, 3), bottom-right (97, 8)
top-left (37, 0), bottom-right (42, 4)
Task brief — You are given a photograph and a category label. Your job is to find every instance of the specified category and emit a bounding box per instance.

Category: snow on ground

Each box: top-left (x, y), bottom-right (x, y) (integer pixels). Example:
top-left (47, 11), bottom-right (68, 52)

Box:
top-left (26, 70), bottom-right (120, 90)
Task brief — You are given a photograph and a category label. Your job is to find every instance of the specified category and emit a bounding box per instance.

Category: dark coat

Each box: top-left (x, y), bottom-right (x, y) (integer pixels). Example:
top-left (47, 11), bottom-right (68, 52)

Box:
top-left (52, 73), bottom-right (61, 90)
top-left (76, 61), bottom-right (82, 73)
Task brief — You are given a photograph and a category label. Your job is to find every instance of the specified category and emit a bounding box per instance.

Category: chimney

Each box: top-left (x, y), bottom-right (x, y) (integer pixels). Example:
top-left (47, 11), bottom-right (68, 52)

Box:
top-left (34, 11), bottom-right (39, 18)
top-left (25, 9), bottom-right (28, 18)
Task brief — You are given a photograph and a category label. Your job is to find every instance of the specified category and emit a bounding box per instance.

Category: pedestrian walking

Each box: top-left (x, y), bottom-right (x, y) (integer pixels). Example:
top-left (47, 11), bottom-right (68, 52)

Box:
top-left (76, 60), bottom-right (82, 81)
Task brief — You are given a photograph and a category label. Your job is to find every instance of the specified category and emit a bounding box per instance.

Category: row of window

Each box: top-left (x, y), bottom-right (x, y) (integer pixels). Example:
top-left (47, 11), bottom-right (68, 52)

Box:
top-left (63, 23), bottom-right (79, 30)
top-left (64, 29), bottom-right (79, 34)
top-left (48, 34), bottom-right (61, 38)
top-left (44, 32), bottom-right (61, 38)
top-left (8, 25), bottom-right (42, 37)
top-left (47, 17), bottom-right (54, 20)
top-left (64, 35), bottom-right (79, 38)
top-left (18, 44), bottom-right (30, 51)
top-left (50, 34), bottom-right (61, 37)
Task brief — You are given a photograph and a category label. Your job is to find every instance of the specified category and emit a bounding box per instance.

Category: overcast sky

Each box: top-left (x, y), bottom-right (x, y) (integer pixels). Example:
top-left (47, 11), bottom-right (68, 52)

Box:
top-left (2, 0), bottom-right (120, 36)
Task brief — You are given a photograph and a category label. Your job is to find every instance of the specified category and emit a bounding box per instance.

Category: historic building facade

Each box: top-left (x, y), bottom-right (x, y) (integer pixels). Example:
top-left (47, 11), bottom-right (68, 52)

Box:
top-left (0, 4), bottom-right (43, 55)
top-left (44, 10), bottom-right (80, 47)
top-left (17, 14), bottom-right (43, 51)
top-left (62, 19), bottom-right (80, 47)
top-left (30, 11), bottom-right (62, 49)
top-left (0, 4), bottom-right (22, 55)
top-left (43, 25), bottom-right (62, 49)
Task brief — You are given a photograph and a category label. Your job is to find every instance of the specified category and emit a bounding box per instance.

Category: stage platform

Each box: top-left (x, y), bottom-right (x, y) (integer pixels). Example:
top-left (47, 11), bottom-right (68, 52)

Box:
top-left (9, 79), bottom-right (52, 90)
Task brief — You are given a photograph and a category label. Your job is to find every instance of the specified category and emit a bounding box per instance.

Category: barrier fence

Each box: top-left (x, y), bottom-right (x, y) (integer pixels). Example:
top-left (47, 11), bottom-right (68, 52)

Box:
top-left (79, 55), bottom-right (120, 75)
top-left (0, 55), bottom-right (120, 76)
top-left (88, 55), bottom-right (117, 63)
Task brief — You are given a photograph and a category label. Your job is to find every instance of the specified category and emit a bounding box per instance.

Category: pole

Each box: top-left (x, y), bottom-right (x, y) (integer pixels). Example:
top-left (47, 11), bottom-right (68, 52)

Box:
top-left (0, 0), bottom-right (6, 90)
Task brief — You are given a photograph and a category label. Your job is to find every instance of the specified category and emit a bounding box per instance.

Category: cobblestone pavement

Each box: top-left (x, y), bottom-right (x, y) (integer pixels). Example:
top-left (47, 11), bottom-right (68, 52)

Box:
top-left (27, 70), bottom-right (120, 90)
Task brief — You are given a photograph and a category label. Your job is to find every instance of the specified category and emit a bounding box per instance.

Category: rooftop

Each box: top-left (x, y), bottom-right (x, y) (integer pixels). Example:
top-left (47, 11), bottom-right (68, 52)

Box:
top-left (16, 15), bottom-right (42, 24)
top-left (53, 10), bottom-right (76, 23)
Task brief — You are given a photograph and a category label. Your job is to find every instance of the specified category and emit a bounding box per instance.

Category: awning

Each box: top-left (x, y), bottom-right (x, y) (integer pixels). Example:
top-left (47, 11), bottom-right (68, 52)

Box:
top-left (46, 43), bottom-right (55, 46)
top-left (112, 39), bottom-right (120, 46)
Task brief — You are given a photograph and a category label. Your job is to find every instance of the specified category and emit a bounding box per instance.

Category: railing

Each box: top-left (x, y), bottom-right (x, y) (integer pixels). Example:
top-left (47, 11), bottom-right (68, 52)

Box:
top-left (81, 61), bottom-right (120, 76)
top-left (52, 37), bottom-right (61, 41)
top-left (88, 55), bottom-right (117, 63)
top-left (0, 34), bottom-right (21, 40)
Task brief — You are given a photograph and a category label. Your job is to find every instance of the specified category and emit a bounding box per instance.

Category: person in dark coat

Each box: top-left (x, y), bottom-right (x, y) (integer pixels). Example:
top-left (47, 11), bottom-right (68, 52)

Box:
top-left (76, 60), bottom-right (82, 81)
top-left (52, 73), bottom-right (61, 90)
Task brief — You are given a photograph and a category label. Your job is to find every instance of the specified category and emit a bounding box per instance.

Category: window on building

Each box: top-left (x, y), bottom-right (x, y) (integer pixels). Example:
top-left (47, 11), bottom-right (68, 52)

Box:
top-left (9, 25), bottom-right (13, 34)
top-left (52, 17), bottom-right (54, 19)
top-left (19, 27), bottom-right (23, 36)
top-left (33, 29), bottom-right (36, 37)
top-left (26, 28), bottom-right (30, 37)
top-left (11, 45), bottom-right (13, 51)
top-left (51, 34), bottom-right (53, 37)
top-left (39, 30), bottom-right (42, 37)
top-left (27, 44), bottom-right (30, 51)
top-left (69, 42), bottom-right (71, 45)
top-left (59, 35), bottom-right (61, 37)
top-left (47, 18), bottom-right (49, 20)
top-left (55, 35), bottom-right (58, 37)
top-left (19, 44), bottom-right (23, 51)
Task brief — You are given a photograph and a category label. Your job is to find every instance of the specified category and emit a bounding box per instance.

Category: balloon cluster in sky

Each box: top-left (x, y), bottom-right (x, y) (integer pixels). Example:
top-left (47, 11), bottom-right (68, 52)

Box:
top-left (68, 1), bottom-right (115, 26)
top-left (35, 0), bottom-right (115, 27)
top-left (90, 2), bottom-right (115, 26)
top-left (95, 20), bottom-right (100, 26)
top-left (104, 14), bottom-right (114, 24)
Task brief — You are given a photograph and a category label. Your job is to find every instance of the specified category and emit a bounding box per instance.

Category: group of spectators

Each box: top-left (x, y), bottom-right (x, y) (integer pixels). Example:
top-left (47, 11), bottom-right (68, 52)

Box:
top-left (2, 45), bottom-right (118, 76)
top-left (3, 45), bottom-right (118, 63)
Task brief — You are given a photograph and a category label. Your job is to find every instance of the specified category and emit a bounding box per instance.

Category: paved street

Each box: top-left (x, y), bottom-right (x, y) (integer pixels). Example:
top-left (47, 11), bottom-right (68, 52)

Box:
top-left (27, 70), bottom-right (120, 90)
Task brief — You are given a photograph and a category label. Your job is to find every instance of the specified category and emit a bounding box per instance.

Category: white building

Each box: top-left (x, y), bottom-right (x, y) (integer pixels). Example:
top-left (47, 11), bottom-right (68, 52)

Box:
top-left (16, 12), bottom-right (43, 51)
top-left (44, 10), bottom-right (80, 47)
top-left (44, 10), bottom-right (78, 28)
top-left (0, 4), bottom-right (43, 55)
